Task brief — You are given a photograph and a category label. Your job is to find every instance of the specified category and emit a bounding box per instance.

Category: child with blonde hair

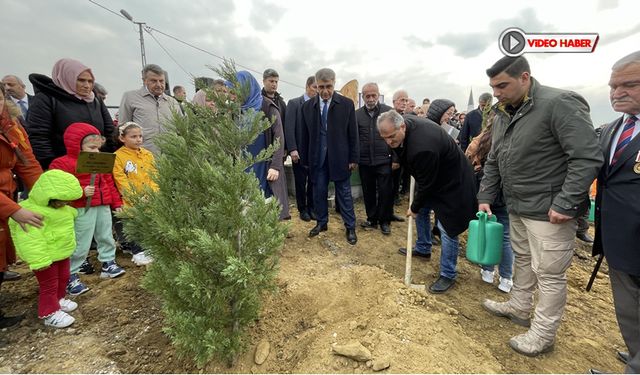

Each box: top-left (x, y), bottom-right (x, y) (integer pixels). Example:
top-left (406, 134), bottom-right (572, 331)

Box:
top-left (112, 122), bottom-right (157, 266)
top-left (9, 170), bottom-right (83, 328)
top-left (50, 122), bottom-right (125, 296)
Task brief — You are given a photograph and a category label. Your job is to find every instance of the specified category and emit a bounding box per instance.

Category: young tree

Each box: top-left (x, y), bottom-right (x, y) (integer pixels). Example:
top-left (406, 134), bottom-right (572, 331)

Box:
top-left (122, 61), bottom-right (287, 366)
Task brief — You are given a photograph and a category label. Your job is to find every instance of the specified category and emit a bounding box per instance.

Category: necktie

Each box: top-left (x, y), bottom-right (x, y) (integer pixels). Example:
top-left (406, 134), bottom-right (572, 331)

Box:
top-left (321, 99), bottom-right (328, 130)
top-left (611, 115), bottom-right (638, 165)
top-left (17, 100), bottom-right (28, 117)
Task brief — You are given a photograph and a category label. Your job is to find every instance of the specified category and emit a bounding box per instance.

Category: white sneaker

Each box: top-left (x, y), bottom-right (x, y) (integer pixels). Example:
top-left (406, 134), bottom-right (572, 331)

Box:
top-left (58, 298), bottom-right (78, 313)
top-left (498, 277), bottom-right (513, 293)
top-left (43, 310), bottom-right (75, 328)
top-left (480, 269), bottom-right (495, 284)
top-left (132, 251), bottom-right (153, 266)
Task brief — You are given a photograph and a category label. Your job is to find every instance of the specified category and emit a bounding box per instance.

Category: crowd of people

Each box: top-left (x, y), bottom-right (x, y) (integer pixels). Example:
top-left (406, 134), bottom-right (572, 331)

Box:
top-left (0, 50), bottom-right (638, 373)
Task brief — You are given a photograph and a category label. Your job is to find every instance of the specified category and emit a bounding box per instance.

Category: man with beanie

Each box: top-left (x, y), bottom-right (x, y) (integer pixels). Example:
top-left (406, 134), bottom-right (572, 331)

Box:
top-left (378, 110), bottom-right (477, 294)
top-left (479, 56), bottom-right (602, 357)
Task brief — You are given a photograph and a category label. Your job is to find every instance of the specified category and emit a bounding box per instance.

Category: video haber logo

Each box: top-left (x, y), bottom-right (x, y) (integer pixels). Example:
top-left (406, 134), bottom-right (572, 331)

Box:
top-left (499, 28), bottom-right (599, 57)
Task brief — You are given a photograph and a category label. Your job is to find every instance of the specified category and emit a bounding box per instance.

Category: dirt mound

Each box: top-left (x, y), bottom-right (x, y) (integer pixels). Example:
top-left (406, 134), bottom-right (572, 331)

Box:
top-left (0, 203), bottom-right (627, 373)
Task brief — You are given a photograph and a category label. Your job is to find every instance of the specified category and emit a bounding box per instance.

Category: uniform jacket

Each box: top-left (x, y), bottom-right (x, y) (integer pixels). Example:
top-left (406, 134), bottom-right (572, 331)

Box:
top-left (478, 77), bottom-right (603, 220)
top-left (300, 93), bottom-right (359, 182)
top-left (49, 123), bottom-right (122, 210)
top-left (400, 115), bottom-right (477, 237)
top-left (593, 115), bottom-right (640, 275)
top-left (27, 73), bottom-right (115, 170)
top-left (113, 146), bottom-right (157, 207)
top-left (9, 170), bottom-right (82, 271)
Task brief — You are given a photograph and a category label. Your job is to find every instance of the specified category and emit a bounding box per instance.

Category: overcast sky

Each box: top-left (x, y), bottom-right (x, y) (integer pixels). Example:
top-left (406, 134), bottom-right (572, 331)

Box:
top-left (2, 0), bottom-right (638, 125)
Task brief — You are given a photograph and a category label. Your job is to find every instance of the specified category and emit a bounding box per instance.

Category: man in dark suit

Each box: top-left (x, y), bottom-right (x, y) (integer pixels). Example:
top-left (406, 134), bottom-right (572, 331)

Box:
top-left (356, 82), bottom-right (395, 235)
top-left (592, 51), bottom-right (640, 374)
top-left (300, 68), bottom-right (359, 245)
top-left (377, 110), bottom-right (477, 293)
top-left (285, 76), bottom-right (317, 222)
top-left (2, 75), bottom-right (34, 120)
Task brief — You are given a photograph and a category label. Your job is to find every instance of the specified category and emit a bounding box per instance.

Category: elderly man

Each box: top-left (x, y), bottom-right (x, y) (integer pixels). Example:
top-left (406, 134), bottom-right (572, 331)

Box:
top-left (591, 51), bottom-right (640, 374)
top-left (119, 64), bottom-right (180, 156)
top-left (356, 82), bottom-right (395, 235)
top-left (300, 68), bottom-right (359, 245)
top-left (478, 56), bottom-right (602, 357)
top-left (285, 76), bottom-right (317, 222)
top-left (2, 75), bottom-right (33, 119)
top-left (378, 110), bottom-right (477, 293)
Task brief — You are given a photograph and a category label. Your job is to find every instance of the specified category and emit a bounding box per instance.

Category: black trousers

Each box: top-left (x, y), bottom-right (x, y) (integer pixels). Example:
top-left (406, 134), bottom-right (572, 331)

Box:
top-left (359, 164), bottom-right (393, 224)
top-left (292, 161), bottom-right (314, 215)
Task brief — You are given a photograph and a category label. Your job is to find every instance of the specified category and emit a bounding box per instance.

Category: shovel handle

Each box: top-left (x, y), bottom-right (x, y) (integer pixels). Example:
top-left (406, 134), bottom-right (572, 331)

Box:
top-left (85, 173), bottom-right (97, 210)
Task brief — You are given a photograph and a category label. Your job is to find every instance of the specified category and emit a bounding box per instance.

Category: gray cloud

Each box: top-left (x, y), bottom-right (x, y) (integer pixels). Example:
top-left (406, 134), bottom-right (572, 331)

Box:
top-left (599, 23), bottom-right (640, 45)
top-left (249, 0), bottom-right (286, 32)
top-left (404, 35), bottom-right (434, 49)
top-left (597, 0), bottom-right (618, 11)
top-left (437, 8), bottom-right (555, 58)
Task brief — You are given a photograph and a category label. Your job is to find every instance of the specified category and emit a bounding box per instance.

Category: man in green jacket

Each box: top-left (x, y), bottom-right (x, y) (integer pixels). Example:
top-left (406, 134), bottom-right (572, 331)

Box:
top-left (478, 56), bottom-right (602, 357)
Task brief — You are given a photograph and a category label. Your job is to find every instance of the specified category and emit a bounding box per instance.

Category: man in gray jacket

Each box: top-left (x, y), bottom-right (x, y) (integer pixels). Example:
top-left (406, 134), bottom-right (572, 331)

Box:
top-left (119, 64), bottom-right (179, 156)
top-left (478, 56), bottom-right (602, 357)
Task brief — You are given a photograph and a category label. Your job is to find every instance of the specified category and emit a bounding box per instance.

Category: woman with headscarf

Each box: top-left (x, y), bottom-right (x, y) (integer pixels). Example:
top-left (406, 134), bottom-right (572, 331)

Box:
top-left (0, 84), bottom-right (43, 329)
top-left (27, 58), bottom-right (115, 170)
top-left (230, 71), bottom-right (290, 220)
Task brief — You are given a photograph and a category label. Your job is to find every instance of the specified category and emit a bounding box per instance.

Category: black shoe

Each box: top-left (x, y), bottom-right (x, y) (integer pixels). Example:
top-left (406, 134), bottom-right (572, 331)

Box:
top-left (360, 220), bottom-right (378, 230)
top-left (380, 223), bottom-right (391, 235)
top-left (309, 224), bottom-right (328, 237)
top-left (346, 228), bottom-right (357, 245)
top-left (300, 211), bottom-right (311, 222)
top-left (398, 247), bottom-right (431, 259)
top-left (391, 214), bottom-right (405, 222)
top-left (428, 276), bottom-right (455, 294)
top-left (3, 270), bottom-right (21, 281)
top-left (78, 258), bottom-right (95, 275)
top-left (589, 369), bottom-right (606, 374)
top-left (577, 232), bottom-right (594, 243)
top-left (309, 210), bottom-right (317, 221)
top-left (0, 312), bottom-right (24, 329)
top-left (617, 351), bottom-right (629, 365)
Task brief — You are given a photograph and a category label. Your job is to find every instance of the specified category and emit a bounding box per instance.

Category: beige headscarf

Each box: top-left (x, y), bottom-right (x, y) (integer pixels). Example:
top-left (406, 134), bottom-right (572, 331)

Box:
top-left (52, 58), bottom-right (95, 102)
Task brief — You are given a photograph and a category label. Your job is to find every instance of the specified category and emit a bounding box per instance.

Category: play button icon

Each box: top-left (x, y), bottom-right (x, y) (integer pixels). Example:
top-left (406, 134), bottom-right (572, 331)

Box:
top-left (499, 28), bottom-right (526, 57)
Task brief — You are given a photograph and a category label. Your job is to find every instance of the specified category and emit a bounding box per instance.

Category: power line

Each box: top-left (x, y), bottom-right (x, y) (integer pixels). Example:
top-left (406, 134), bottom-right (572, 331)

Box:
top-left (86, 0), bottom-right (304, 89)
top-left (147, 30), bottom-right (193, 79)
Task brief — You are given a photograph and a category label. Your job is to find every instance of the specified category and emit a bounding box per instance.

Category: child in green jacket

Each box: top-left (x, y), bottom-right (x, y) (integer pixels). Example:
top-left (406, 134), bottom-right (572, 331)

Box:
top-left (9, 170), bottom-right (83, 328)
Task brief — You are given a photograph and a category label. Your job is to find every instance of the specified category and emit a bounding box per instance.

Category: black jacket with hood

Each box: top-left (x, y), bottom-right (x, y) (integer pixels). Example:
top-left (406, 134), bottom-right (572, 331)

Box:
top-left (27, 73), bottom-right (115, 169)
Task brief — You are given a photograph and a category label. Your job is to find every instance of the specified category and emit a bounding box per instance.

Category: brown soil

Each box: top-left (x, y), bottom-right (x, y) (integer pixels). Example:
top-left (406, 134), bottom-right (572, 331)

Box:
top-left (0, 201), bottom-right (626, 373)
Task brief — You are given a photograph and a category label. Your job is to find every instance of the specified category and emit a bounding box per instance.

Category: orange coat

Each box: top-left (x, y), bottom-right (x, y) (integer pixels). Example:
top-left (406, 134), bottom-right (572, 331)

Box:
top-left (0, 115), bottom-right (42, 271)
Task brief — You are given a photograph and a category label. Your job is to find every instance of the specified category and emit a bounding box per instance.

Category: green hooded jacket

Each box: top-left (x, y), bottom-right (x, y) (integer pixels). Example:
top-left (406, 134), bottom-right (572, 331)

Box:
top-left (9, 169), bottom-right (83, 271)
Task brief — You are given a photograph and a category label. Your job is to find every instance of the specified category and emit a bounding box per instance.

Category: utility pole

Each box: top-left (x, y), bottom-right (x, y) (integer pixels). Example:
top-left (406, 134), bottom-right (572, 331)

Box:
top-left (120, 9), bottom-right (147, 71)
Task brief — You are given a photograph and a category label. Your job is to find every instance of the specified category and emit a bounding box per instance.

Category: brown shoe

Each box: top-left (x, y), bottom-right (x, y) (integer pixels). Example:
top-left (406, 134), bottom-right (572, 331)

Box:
top-left (482, 299), bottom-right (531, 327)
top-left (509, 330), bottom-right (554, 357)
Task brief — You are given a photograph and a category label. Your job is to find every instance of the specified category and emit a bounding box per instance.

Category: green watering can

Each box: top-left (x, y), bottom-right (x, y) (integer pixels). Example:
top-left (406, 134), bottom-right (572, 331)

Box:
top-left (466, 211), bottom-right (504, 266)
top-left (588, 200), bottom-right (595, 222)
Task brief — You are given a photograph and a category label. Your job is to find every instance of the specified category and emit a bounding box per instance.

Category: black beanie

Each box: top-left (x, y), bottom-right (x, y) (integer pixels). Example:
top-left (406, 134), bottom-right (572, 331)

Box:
top-left (426, 99), bottom-right (455, 124)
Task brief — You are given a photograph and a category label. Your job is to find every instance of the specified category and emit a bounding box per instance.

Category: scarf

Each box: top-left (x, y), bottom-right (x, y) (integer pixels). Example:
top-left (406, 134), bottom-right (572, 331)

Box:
top-left (230, 71), bottom-right (263, 112)
top-left (52, 58), bottom-right (95, 102)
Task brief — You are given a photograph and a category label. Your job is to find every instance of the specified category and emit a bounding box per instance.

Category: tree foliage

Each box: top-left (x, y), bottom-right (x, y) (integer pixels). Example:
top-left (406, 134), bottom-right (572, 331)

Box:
top-left (122, 61), bottom-right (287, 367)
